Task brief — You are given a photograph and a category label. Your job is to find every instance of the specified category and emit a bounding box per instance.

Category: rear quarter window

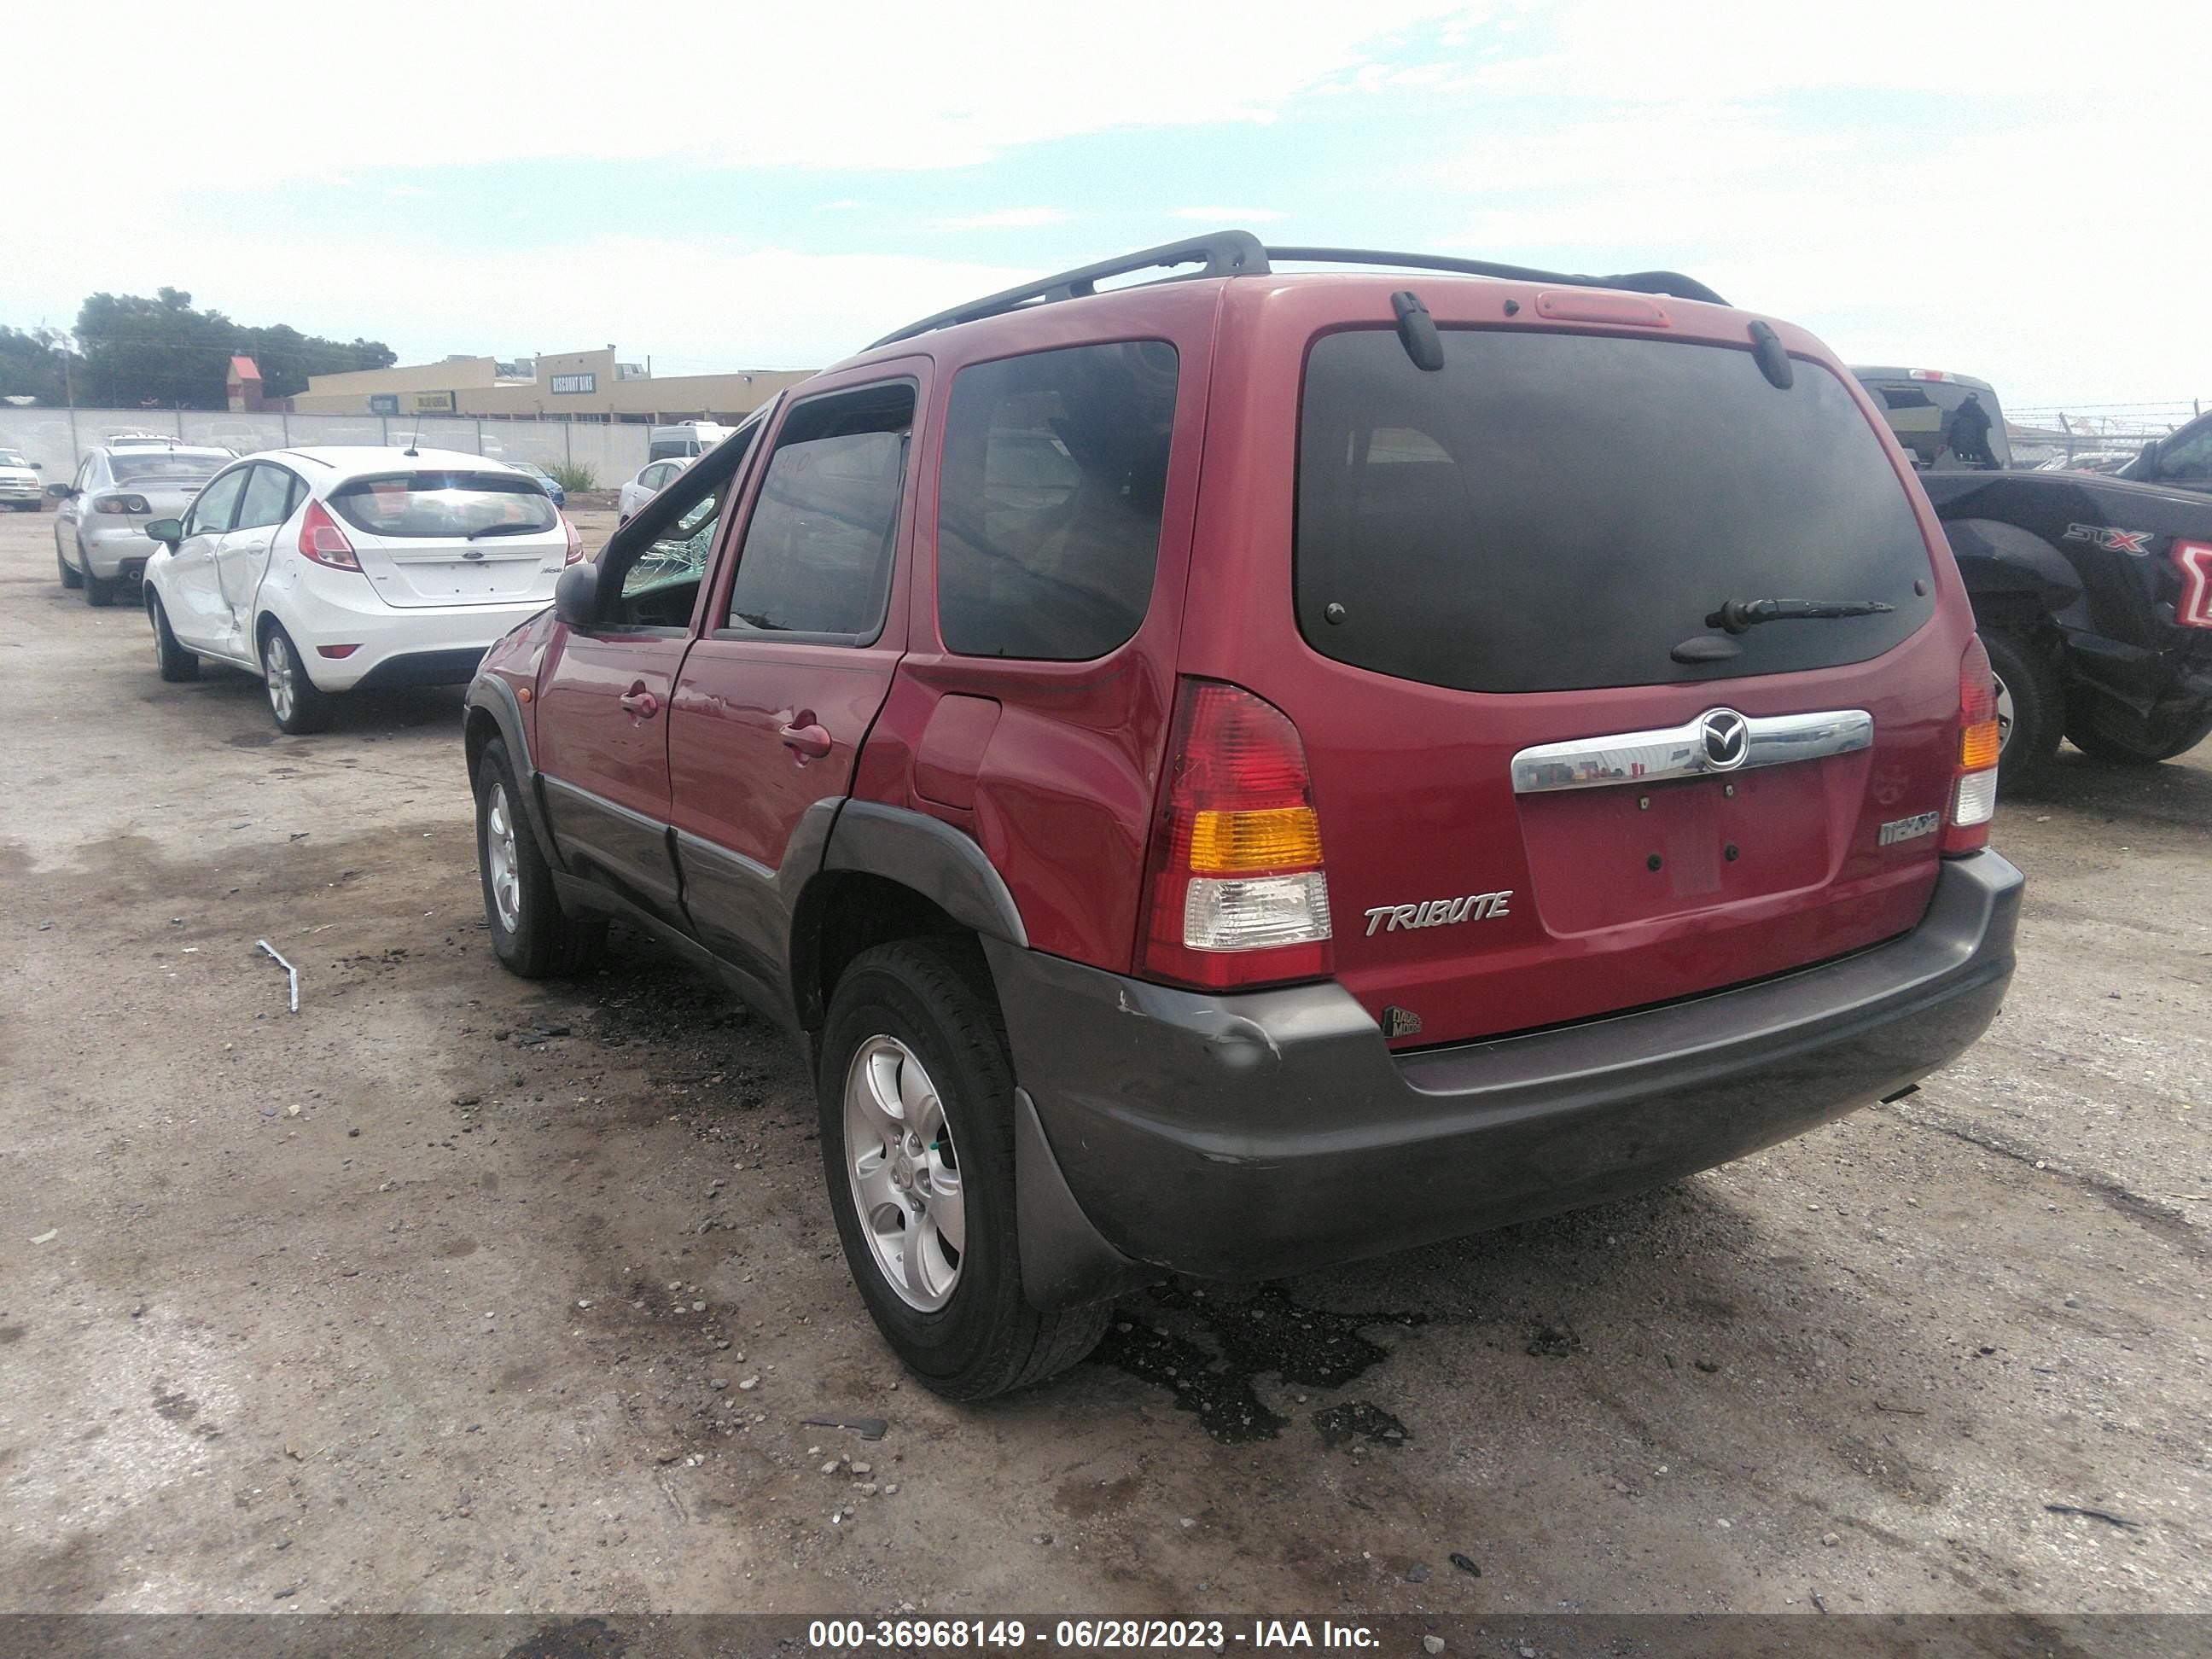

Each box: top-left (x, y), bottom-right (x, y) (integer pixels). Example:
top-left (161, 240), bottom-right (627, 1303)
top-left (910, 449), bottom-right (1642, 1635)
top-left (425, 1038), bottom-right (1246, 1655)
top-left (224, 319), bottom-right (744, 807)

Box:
top-left (1296, 329), bottom-right (1936, 694)
top-left (936, 340), bottom-right (1178, 661)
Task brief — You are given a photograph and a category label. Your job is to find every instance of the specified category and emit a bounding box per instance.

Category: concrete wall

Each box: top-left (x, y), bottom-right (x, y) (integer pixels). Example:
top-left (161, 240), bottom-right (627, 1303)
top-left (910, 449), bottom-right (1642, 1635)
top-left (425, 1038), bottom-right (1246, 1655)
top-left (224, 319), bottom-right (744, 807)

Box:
top-left (0, 406), bottom-right (652, 486)
top-left (297, 357), bottom-right (503, 397)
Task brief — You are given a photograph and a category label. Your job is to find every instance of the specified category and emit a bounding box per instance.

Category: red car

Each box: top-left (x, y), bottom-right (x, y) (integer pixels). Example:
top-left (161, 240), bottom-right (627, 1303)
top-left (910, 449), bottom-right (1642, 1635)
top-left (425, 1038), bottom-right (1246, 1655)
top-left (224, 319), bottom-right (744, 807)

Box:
top-left (465, 233), bottom-right (2023, 1398)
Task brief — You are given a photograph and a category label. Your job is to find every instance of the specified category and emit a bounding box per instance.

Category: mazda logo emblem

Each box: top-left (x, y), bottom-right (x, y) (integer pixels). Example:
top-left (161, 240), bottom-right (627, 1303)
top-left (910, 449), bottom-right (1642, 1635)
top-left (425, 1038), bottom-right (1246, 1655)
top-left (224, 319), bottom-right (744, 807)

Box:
top-left (1699, 709), bottom-right (1750, 771)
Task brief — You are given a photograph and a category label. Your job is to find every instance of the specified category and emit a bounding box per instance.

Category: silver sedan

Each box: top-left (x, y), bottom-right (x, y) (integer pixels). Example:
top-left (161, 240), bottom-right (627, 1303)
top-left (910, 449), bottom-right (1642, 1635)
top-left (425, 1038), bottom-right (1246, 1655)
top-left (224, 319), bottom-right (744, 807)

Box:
top-left (52, 444), bottom-right (235, 606)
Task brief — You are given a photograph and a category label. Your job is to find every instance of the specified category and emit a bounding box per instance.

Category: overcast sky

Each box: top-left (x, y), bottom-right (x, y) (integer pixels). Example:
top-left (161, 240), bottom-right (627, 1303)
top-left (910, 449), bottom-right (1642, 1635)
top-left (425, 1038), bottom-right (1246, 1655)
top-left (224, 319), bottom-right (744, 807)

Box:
top-left (4, 0), bottom-right (2203, 414)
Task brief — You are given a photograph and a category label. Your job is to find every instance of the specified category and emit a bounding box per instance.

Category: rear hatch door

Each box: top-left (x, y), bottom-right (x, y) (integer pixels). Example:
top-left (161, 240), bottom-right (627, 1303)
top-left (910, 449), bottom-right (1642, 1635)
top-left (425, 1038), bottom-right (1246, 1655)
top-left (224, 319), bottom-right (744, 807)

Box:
top-left (1245, 311), bottom-right (1965, 1047)
top-left (329, 468), bottom-right (566, 608)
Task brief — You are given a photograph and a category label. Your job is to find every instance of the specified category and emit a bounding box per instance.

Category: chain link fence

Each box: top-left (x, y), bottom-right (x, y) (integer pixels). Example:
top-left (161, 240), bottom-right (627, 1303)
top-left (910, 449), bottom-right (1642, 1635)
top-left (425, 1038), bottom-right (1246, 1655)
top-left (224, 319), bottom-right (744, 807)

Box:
top-left (0, 407), bottom-right (650, 489)
top-left (2006, 401), bottom-right (2203, 470)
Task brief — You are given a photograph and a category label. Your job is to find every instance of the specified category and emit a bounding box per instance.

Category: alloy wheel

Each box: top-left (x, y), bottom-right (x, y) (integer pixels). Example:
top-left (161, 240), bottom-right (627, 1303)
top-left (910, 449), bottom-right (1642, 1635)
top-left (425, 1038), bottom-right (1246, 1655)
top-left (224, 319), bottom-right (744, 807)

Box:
top-left (485, 783), bottom-right (522, 934)
top-left (1992, 671), bottom-right (2015, 754)
top-left (265, 634), bottom-right (296, 724)
top-left (842, 1035), bottom-right (965, 1312)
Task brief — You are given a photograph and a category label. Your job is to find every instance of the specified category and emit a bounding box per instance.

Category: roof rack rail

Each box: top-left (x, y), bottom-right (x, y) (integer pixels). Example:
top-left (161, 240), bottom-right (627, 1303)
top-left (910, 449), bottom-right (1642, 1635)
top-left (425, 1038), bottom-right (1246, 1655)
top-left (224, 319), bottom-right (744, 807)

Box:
top-left (862, 230), bottom-right (1727, 349)
top-left (866, 230), bottom-right (1270, 349)
top-left (1265, 247), bottom-right (1728, 307)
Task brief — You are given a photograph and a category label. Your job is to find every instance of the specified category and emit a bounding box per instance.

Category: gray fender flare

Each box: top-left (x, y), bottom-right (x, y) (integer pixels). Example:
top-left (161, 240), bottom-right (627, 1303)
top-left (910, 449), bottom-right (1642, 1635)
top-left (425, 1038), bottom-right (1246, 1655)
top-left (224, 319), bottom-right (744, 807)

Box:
top-left (463, 675), bottom-right (562, 869)
top-left (818, 800), bottom-right (1027, 948)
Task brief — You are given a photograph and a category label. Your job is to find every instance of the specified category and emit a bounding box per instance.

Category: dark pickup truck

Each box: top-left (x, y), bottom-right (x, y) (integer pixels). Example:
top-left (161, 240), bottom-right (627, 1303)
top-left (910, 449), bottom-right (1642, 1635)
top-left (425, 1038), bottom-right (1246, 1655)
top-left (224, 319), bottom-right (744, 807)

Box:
top-left (1853, 368), bottom-right (2212, 780)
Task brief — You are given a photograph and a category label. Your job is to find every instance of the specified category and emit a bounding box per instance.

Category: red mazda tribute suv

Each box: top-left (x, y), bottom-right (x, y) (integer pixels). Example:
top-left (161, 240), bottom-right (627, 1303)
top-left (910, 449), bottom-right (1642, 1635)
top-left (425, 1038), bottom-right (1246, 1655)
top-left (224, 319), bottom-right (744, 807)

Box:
top-left (465, 233), bottom-right (2023, 1398)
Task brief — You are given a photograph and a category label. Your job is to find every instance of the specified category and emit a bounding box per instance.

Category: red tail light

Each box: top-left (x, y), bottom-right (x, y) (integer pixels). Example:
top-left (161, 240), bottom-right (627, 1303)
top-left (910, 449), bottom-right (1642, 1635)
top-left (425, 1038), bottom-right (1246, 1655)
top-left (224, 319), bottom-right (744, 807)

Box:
top-left (298, 499), bottom-right (360, 571)
top-left (2174, 540), bottom-right (2212, 629)
top-left (1943, 634), bottom-right (2000, 855)
top-left (1138, 679), bottom-right (1332, 990)
top-left (562, 513), bottom-right (585, 566)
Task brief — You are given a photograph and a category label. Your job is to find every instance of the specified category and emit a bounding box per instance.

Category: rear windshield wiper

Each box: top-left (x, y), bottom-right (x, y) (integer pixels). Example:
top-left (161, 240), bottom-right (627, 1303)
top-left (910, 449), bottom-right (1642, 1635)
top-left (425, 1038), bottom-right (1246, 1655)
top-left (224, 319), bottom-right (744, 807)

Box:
top-left (468, 522), bottom-right (548, 539)
top-left (1706, 596), bottom-right (1895, 635)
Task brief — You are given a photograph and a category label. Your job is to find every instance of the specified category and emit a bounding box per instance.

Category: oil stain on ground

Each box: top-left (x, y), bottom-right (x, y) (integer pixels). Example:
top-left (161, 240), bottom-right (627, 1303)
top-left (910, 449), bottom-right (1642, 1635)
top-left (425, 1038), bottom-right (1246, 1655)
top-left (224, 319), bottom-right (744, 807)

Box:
top-left (1092, 1282), bottom-right (1426, 1445)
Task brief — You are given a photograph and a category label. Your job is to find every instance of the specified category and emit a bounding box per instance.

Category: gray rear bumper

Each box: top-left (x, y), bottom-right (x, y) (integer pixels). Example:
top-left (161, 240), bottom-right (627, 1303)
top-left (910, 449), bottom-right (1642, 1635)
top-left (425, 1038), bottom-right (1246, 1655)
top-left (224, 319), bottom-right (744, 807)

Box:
top-left (989, 851), bottom-right (2022, 1302)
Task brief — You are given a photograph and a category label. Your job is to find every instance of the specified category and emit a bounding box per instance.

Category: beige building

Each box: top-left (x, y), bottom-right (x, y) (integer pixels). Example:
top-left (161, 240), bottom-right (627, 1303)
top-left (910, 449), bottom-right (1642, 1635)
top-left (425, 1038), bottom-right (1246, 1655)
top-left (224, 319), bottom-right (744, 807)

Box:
top-left (289, 346), bottom-right (814, 423)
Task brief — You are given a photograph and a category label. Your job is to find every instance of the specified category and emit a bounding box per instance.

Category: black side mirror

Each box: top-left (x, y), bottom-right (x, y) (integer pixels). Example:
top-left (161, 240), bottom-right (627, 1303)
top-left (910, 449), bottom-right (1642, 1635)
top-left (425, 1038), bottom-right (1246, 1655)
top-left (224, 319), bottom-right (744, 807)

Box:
top-left (553, 560), bottom-right (601, 631)
top-left (27, 460), bottom-right (41, 470)
top-left (2134, 439), bottom-right (2160, 473)
top-left (144, 517), bottom-right (184, 547)
top-left (45, 482), bottom-right (73, 499)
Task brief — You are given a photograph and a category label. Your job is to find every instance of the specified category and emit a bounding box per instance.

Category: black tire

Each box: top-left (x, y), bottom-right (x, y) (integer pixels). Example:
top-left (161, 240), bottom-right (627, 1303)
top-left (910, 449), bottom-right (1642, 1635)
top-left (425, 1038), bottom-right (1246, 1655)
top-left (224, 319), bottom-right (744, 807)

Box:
top-left (2066, 699), bottom-right (2212, 766)
top-left (146, 590), bottom-right (199, 683)
top-left (79, 539), bottom-right (122, 607)
top-left (473, 736), bottom-right (606, 977)
top-left (259, 620), bottom-right (336, 734)
top-left (818, 940), bottom-right (1109, 1400)
top-left (56, 533), bottom-right (82, 589)
top-left (1982, 630), bottom-right (2061, 787)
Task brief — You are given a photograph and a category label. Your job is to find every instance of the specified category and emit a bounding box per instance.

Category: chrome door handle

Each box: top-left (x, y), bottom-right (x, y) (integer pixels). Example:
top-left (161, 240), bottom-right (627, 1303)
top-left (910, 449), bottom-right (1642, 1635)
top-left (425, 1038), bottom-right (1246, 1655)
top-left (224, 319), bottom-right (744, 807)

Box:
top-left (619, 690), bottom-right (661, 719)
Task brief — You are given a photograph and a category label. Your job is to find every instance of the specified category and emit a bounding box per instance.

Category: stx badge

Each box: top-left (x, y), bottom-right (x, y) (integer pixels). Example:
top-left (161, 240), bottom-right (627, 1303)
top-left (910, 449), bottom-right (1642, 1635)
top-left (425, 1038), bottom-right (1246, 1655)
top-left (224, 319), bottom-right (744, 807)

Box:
top-left (1364, 889), bottom-right (1513, 936)
top-left (2064, 523), bottom-right (2152, 556)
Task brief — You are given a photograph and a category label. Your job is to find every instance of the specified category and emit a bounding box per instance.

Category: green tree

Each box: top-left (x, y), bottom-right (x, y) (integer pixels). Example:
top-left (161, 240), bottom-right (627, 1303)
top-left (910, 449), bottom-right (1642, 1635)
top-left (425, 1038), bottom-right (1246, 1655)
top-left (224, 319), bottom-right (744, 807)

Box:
top-left (0, 325), bottom-right (73, 405)
top-left (67, 288), bottom-right (396, 409)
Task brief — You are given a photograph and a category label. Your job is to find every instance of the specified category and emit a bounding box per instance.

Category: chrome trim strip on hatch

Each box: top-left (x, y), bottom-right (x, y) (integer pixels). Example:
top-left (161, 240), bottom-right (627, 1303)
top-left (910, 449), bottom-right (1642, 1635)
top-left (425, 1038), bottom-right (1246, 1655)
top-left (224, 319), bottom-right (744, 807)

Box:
top-left (1511, 707), bottom-right (1874, 795)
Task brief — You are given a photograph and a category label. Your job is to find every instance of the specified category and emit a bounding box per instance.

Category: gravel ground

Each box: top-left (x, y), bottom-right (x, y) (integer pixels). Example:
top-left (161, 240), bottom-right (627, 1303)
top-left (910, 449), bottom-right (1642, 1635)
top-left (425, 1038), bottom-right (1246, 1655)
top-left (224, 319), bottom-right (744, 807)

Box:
top-left (0, 502), bottom-right (2205, 1621)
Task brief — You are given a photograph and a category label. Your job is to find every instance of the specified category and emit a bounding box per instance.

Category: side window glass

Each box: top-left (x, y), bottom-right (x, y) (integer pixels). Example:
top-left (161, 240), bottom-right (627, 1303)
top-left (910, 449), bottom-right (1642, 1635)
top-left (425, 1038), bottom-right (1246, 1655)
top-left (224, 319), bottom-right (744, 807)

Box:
top-left (937, 341), bottom-right (1178, 660)
top-left (184, 468), bottom-right (249, 538)
top-left (622, 472), bottom-right (728, 600)
top-left (2159, 426), bottom-right (2212, 480)
top-left (235, 465), bottom-right (294, 532)
top-left (724, 382), bottom-right (915, 639)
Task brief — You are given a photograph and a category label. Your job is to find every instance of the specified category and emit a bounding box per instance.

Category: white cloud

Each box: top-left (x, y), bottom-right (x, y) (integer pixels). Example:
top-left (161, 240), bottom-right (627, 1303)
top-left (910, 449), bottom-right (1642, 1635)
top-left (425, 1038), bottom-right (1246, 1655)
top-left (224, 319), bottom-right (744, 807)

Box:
top-left (1172, 207), bottom-right (1287, 224)
top-left (1470, 0), bottom-right (2210, 104)
top-left (930, 208), bottom-right (1075, 230)
top-left (0, 216), bottom-right (1036, 372)
top-left (1437, 105), bottom-right (2212, 408)
top-left (3, 0), bottom-right (1476, 183)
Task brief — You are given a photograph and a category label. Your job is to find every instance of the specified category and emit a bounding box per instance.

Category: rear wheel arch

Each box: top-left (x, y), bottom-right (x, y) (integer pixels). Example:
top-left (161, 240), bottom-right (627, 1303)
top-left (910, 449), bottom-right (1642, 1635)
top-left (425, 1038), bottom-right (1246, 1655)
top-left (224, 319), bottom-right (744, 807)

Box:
top-left (796, 803), bottom-right (1030, 1034)
top-left (793, 870), bottom-right (980, 1037)
top-left (1946, 517), bottom-right (2085, 623)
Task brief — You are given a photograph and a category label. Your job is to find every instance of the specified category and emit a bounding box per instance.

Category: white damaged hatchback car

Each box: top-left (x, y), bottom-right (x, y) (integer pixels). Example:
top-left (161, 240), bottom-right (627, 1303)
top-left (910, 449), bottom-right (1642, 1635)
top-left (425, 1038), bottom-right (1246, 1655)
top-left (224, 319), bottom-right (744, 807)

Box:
top-left (142, 446), bottom-right (581, 733)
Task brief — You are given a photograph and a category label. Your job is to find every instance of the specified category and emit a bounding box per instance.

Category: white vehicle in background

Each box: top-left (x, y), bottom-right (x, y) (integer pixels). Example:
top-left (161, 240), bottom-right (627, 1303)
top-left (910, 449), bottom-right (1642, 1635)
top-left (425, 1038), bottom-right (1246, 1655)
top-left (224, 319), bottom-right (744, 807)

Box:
top-left (646, 420), bottom-right (732, 461)
top-left (2032, 451), bottom-right (2136, 475)
top-left (617, 456), bottom-right (690, 524)
top-left (0, 445), bottom-right (41, 512)
top-left (51, 444), bottom-right (236, 605)
top-left (104, 430), bottom-right (222, 451)
top-left (141, 446), bottom-right (581, 734)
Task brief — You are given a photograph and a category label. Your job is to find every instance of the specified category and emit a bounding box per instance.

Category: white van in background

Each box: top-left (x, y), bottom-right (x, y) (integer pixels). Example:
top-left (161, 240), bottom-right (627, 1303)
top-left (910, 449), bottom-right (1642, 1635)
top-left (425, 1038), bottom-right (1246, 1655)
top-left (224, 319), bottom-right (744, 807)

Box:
top-left (646, 420), bottom-right (734, 462)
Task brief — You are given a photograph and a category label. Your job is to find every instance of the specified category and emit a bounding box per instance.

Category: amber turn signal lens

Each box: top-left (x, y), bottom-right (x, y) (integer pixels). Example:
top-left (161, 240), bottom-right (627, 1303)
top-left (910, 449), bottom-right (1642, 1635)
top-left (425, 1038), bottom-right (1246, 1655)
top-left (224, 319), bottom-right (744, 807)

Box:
top-left (1188, 806), bottom-right (1322, 874)
top-left (1959, 719), bottom-right (2000, 773)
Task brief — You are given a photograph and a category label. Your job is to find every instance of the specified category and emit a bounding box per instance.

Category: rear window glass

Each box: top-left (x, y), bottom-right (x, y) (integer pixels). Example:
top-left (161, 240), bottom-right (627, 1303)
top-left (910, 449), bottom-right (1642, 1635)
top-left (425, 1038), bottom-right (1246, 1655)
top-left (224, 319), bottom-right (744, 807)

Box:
top-left (329, 471), bottom-right (558, 539)
top-left (111, 452), bottom-right (229, 485)
top-left (1296, 329), bottom-right (1936, 695)
top-left (937, 341), bottom-right (1178, 660)
top-left (1857, 377), bottom-right (2010, 471)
